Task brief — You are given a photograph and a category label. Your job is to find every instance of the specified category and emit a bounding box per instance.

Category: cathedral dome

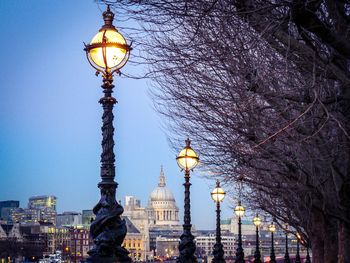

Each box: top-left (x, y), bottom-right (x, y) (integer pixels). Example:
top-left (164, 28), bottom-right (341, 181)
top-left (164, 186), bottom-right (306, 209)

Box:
top-left (147, 166), bottom-right (180, 227)
top-left (150, 168), bottom-right (175, 202)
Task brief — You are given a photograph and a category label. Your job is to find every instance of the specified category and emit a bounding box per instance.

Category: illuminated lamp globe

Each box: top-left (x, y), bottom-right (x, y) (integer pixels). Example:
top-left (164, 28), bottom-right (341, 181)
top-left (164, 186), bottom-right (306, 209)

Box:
top-left (176, 138), bottom-right (199, 171)
top-left (296, 232), bottom-right (301, 240)
top-left (211, 181), bottom-right (226, 203)
top-left (253, 215), bottom-right (261, 227)
top-left (234, 203), bottom-right (245, 217)
top-left (268, 222), bottom-right (276, 233)
top-left (84, 6), bottom-right (130, 73)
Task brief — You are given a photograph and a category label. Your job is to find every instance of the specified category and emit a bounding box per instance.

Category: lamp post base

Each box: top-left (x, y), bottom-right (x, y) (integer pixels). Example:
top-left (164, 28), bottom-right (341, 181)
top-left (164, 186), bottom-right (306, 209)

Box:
top-left (212, 243), bottom-right (225, 263)
top-left (87, 185), bottom-right (132, 263)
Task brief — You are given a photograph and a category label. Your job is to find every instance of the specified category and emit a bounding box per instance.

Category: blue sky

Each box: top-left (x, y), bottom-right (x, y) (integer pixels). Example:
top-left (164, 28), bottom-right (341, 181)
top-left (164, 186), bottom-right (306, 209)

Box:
top-left (0, 0), bottom-right (234, 229)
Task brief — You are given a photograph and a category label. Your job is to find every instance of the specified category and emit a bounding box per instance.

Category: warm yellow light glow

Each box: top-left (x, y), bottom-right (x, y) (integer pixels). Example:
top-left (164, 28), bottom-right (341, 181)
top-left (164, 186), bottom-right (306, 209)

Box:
top-left (176, 146), bottom-right (199, 171)
top-left (211, 186), bottom-right (226, 202)
top-left (253, 215), bottom-right (261, 226)
top-left (268, 223), bottom-right (276, 233)
top-left (296, 232), bottom-right (301, 240)
top-left (234, 204), bottom-right (245, 217)
top-left (89, 29), bottom-right (127, 70)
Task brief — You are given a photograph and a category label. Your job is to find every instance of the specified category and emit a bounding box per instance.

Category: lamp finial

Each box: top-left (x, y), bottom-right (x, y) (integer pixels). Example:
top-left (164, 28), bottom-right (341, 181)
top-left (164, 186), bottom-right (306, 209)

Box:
top-left (102, 4), bottom-right (115, 30)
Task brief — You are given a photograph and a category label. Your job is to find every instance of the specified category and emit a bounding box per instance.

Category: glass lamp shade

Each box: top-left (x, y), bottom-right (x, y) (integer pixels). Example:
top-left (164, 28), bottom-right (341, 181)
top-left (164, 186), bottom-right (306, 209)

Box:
top-left (211, 186), bottom-right (226, 203)
top-left (296, 232), bottom-right (301, 240)
top-left (253, 215), bottom-right (261, 227)
top-left (176, 142), bottom-right (199, 171)
top-left (86, 28), bottom-right (130, 72)
top-left (234, 205), bottom-right (245, 217)
top-left (268, 223), bottom-right (276, 233)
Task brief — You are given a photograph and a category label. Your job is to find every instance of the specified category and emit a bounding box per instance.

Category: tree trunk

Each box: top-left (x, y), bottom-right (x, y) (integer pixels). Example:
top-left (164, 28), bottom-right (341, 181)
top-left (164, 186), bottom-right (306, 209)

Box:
top-left (338, 221), bottom-right (350, 263)
top-left (324, 217), bottom-right (338, 262)
top-left (310, 209), bottom-right (325, 263)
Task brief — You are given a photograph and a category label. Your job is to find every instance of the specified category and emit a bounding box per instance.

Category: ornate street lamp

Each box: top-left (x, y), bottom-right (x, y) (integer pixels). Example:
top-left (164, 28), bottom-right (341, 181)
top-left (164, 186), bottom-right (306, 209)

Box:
top-left (234, 202), bottom-right (245, 263)
top-left (211, 180), bottom-right (226, 263)
top-left (283, 224), bottom-right (290, 263)
top-left (268, 222), bottom-right (276, 263)
top-left (84, 5), bottom-right (132, 263)
top-left (295, 233), bottom-right (301, 263)
top-left (176, 138), bottom-right (199, 263)
top-left (252, 215), bottom-right (262, 263)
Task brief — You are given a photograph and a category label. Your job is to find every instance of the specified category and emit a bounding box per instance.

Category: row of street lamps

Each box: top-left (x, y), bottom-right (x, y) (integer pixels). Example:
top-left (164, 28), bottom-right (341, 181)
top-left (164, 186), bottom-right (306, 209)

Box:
top-left (83, 6), bottom-right (311, 263)
top-left (210, 190), bottom-right (312, 263)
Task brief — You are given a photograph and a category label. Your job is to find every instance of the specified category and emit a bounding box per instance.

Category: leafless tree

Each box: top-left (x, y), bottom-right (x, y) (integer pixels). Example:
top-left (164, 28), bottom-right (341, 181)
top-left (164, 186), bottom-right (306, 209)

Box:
top-left (99, 1), bottom-right (350, 262)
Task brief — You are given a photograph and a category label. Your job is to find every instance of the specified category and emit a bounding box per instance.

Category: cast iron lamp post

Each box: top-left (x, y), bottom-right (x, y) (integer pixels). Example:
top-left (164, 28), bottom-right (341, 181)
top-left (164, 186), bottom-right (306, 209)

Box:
top-left (84, 5), bottom-right (132, 263)
top-left (283, 224), bottom-right (290, 263)
top-left (252, 215), bottom-right (262, 263)
top-left (211, 180), bottom-right (226, 263)
top-left (234, 202), bottom-right (245, 263)
top-left (295, 233), bottom-right (301, 263)
top-left (176, 138), bottom-right (199, 263)
top-left (268, 222), bottom-right (276, 263)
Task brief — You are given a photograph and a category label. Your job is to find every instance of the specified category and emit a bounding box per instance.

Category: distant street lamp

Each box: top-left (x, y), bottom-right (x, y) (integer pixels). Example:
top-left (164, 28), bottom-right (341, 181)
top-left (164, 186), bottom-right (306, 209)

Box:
top-left (176, 138), bottom-right (199, 263)
top-left (211, 180), bottom-right (226, 263)
top-left (295, 233), bottom-right (301, 263)
top-left (268, 222), bottom-right (276, 263)
top-left (84, 5), bottom-right (132, 263)
top-left (283, 224), bottom-right (290, 263)
top-left (234, 201), bottom-right (245, 263)
top-left (252, 215), bottom-right (262, 263)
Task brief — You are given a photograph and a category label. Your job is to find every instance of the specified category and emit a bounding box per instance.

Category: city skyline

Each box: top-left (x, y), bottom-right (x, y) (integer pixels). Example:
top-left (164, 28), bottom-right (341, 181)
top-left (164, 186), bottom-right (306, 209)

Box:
top-left (0, 0), bottom-right (234, 230)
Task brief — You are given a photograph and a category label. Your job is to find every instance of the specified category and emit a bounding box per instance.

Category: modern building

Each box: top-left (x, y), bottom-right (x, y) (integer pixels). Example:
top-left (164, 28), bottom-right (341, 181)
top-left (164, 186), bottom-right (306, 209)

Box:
top-left (82, 209), bottom-right (95, 226)
top-left (11, 208), bottom-right (41, 223)
top-left (221, 217), bottom-right (256, 236)
top-left (28, 196), bottom-right (57, 211)
top-left (56, 211), bottom-right (82, 227)
top-left (0, 200), bottom-right (20, 222)
top-left (10, 196), bottom-right (57, 225)
top-left (195, 231), bottom-right (235, 258)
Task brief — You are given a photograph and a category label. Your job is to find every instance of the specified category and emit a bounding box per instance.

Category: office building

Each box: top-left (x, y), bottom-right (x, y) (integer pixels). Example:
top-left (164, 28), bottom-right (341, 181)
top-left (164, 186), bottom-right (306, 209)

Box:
top-left (56, 212), bottom-right (82, 227)
top-left (0, 200), bottom-right (19, 222)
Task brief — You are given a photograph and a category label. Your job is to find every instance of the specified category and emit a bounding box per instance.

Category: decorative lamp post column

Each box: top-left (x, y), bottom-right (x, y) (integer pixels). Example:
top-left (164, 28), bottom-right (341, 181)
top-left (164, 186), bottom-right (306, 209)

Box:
top-left (176, 138), bottom-right (199, 263)
top-left (283, 224), bottom-right (290, 263)
top-left (234, 202), bottom-right (245, 263)
top-left (268, 222), bottom-right (276, 263)
top-left (252, 215), bottom-right (262, 263)
top-left (295, 233), bottom-right (301, 263)
top-left (84, 5), bottom-right (132, 263)
top-left (211, 180), bottom-right (226, 263)
top-left (305, 246), bottom-right (311, 263)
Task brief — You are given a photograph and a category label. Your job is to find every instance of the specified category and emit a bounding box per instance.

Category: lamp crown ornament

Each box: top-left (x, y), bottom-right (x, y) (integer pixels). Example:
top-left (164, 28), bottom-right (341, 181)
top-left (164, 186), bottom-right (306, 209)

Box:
top-left (101, 5), bottom-right (115, 30)
top-left (185, 137), bottom-right (191, 147)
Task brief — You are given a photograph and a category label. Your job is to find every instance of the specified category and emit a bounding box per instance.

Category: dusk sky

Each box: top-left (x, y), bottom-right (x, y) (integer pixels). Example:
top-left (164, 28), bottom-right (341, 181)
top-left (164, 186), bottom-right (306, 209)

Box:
top-left (0, 0), bottom-right (234, 229)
